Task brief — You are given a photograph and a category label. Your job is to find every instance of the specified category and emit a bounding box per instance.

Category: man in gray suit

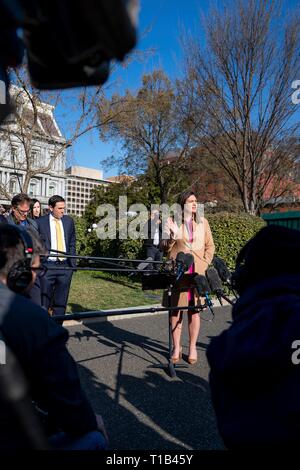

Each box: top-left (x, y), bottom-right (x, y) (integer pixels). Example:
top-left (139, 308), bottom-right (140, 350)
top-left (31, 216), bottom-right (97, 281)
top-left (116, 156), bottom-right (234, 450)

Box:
top-left (7, 193), bottom-right (41, 305)
top-left (0, 205), bottom-right (7, 224)
top-left (6, 193), bottom-right (38, 231)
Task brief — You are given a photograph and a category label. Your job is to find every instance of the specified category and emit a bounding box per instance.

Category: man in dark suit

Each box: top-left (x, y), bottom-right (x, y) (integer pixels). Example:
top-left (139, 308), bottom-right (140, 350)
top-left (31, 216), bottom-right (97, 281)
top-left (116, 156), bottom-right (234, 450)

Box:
top-left (37, 195), bottom-right (76, 317)
top-left (142, 209), bottom-right (163, 271)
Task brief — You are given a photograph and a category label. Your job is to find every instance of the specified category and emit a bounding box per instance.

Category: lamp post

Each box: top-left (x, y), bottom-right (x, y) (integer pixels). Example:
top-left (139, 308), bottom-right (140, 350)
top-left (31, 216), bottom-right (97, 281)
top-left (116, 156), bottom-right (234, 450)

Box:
top-left (87, 223), bottom-right (98, 233)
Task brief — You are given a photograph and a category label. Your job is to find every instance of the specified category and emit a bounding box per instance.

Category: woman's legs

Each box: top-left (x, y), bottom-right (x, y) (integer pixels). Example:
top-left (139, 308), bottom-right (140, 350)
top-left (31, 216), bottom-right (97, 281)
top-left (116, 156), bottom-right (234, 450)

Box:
top-left (188, 310), bottom-right (200, 360)
top-left (171, 310), bottom-right (183, 358)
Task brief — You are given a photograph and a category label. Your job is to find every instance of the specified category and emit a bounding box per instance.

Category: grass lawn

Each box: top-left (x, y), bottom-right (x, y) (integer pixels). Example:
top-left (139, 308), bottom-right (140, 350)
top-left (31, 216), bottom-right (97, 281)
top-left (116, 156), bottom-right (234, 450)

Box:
top-left (67, 271), bottom-right (162, 312)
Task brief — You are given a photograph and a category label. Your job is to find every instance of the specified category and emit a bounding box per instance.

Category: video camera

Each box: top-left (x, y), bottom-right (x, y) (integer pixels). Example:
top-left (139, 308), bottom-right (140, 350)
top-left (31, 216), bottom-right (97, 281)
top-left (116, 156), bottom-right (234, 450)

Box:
top-left (0, 0), bottom-right (138, 90)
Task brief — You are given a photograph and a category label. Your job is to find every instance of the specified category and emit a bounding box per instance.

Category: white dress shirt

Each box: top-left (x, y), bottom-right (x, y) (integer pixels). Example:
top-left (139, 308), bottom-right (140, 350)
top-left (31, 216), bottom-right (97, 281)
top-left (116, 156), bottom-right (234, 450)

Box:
top-left (48, 213), bottom-right (67, 260)
top-left (153, 226), bottom-right (160, 246)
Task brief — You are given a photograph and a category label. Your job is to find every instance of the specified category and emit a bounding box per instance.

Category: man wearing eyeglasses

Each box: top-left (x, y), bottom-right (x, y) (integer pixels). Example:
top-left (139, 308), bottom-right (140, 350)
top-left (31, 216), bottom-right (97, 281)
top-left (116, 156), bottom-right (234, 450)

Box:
top-left (6, 193), bottom-right (38, 231)
top-left (7, 193), bottom-right (40, 305)
top-left (0, 205), bottom-right (7, 223)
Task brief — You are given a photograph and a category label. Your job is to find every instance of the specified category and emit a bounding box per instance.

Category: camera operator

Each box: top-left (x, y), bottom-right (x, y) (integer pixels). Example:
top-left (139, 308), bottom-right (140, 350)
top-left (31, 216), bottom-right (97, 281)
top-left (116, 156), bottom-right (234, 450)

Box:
top-left (207, 225), bottom-right (300, 449)
top-left (0, 224), bottom-right (108, 450)
top-left (142, 209), bottom-right (163, 271)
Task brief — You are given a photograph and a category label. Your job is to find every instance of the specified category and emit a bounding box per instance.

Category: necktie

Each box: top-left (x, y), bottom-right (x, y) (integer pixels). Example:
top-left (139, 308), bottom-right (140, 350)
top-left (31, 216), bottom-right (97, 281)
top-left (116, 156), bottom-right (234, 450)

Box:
top-left (54, 219), bottom-right (64, 260)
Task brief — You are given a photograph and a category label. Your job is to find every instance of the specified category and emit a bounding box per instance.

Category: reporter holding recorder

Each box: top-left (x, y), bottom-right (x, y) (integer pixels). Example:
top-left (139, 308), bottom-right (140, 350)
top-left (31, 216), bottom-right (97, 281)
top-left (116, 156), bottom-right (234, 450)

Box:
top-left (160, 190), bottom-right (215, 365)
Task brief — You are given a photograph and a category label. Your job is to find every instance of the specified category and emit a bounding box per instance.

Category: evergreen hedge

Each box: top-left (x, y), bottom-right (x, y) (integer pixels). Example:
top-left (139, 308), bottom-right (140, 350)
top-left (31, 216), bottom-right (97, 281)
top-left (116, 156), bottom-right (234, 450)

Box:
top-left (74, 212), bottom-right (265, 270)
top-left (207, 212), bottom-right (266, 270)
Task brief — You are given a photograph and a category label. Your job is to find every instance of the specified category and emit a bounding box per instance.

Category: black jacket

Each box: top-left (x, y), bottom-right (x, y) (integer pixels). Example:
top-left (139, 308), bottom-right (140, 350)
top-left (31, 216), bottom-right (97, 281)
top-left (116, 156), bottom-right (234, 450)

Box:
top-left (37, 214), bottom-right (76, 267)
top-left (207, 274), bottom-right (300, 449)
top-left (142, 219), bottom-right (163, 247)
top-left (0, 283), bottom-right (97, 448)
top-left (6, 213), bottom-right (38, 232)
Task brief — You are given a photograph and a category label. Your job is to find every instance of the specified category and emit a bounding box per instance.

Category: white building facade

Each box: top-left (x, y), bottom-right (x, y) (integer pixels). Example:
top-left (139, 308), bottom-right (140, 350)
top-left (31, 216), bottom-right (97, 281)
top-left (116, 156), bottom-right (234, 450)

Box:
top-left (0, 86), bottom-right (66, 208)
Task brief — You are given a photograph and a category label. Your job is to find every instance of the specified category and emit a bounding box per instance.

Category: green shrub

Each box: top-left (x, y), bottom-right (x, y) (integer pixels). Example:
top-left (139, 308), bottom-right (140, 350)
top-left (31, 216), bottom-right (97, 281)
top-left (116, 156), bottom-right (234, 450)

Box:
top-left (73, 215), bottom-right (145, 262)
top-left (72, 215), bottom-right (99, 257)
top-left (74, 212), bottom-right (265, 271)
top-left (207, 212), bottom-right (266, 270)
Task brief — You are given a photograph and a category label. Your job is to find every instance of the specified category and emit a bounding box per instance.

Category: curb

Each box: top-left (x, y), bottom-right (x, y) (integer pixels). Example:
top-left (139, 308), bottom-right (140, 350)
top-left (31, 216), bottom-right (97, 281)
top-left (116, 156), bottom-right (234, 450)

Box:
top-left (63, 298), bottom-right (234, 327)
top-left (63, 304), bottom-right (164, 326)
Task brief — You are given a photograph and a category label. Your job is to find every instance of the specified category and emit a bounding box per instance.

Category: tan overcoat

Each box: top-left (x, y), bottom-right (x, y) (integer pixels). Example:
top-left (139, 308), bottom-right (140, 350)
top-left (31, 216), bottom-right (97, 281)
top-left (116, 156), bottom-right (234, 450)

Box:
top-left (161, 217), bottom-right (215, 309)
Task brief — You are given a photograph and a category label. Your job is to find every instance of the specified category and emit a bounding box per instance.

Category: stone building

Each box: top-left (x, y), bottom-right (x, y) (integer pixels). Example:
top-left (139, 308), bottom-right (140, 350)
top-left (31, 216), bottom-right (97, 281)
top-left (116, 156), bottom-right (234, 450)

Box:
top-left (0, 85), bottom-right (66, 209)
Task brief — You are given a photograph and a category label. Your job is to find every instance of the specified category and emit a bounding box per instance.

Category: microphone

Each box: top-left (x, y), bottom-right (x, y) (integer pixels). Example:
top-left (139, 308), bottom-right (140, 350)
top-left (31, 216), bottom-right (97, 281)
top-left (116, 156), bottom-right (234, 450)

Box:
top-left (183, 253), bottom-right (194, 271)
top-left (206, 266), bottom-right (224, 305)
top-left (206, 266), bottom-right (235, 306)
top-left (175, 252), bottom-right (194, 281)
top-left (212, 256), bottom-right (232, 285)
top-left (194, 274), bottom-right (214, 315)
top-left (175, 252), bottom-right (186, 280)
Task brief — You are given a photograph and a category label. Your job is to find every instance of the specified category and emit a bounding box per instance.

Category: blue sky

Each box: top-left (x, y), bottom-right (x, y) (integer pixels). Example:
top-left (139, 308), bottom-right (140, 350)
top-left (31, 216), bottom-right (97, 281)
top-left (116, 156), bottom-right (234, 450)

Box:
top-left (61, 0), bottom-right (299, 177)
top-left (65, 0), bottom-right (210, 177)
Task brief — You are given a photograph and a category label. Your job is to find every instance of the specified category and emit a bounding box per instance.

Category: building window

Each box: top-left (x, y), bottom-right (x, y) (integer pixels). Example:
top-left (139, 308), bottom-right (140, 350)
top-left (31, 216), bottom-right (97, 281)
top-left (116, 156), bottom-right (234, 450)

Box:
top-left (9, 178), bottom-right (17, 194)
top-left (10, 145), bottom-right (18, 162)
top-left (49, 152), bottom-right (57, 171)
top-left (30, 149), bottom-right (40, 168)
top-left (29, 180), bottom-right (38, 197)
top-left (49, 182), bottom-right (57, 196)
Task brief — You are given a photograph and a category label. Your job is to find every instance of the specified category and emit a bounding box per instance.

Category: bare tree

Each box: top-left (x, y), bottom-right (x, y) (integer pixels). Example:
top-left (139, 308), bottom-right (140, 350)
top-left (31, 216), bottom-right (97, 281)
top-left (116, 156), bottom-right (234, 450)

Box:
top-left (0, 65), bottom-right (127, 200)
top-left (100, 69), bottom-right (198, 203)
top-left (181, 0), bottom-right (300, 215)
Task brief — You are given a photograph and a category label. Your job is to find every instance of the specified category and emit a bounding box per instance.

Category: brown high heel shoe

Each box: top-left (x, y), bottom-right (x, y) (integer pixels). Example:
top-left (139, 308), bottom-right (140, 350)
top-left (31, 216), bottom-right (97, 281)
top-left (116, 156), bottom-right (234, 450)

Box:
top-left (171, 347), bottom-right (182, 364)
top-left (187, 356), bottom-right (197, 365)
top-left (187, 348), bottom-right (197, 364)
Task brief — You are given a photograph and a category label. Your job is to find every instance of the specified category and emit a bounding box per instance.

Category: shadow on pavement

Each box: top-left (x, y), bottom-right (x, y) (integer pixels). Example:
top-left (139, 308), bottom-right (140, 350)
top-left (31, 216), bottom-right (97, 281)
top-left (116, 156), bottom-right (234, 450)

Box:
top-left (77, 362), bottom-right (223, 450)
top-left (69, 319), bottom-right (224, 450)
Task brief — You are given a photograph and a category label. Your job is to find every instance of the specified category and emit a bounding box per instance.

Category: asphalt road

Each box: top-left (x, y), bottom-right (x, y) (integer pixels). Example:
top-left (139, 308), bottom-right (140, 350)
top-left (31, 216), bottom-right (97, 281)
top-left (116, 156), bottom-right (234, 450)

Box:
top-left (66, 304), bottom-right (232, 451)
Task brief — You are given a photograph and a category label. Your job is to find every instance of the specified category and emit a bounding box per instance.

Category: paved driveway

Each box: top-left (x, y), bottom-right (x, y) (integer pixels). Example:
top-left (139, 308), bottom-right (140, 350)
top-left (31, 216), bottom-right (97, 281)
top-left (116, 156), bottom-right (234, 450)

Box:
top-left (66, 305), bottom-right (232, 450)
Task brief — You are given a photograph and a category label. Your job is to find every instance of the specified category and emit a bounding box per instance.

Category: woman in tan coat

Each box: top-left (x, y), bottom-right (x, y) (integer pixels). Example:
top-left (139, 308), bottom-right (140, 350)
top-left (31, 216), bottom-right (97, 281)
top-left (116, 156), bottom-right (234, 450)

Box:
top-left (161, 191), bottom-right (215, 364)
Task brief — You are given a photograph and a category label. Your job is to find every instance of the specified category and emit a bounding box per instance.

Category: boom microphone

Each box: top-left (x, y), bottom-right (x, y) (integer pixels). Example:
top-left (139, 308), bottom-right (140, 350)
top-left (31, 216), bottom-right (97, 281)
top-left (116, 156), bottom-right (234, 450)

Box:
top-left (175, 252), bottom-right (194, 281)
top-left (184, 253), bottom-right (194, 269)
top-left (212, 256), bottom-right (232, 285)
top-left (206, 266), bottom-right (224, 305)
top-left (194, 274), bottom-right (211, 296)
top-left (194, 274), bottom-right (214, 317)
top-left (206, 266), bottom-right (235, 306)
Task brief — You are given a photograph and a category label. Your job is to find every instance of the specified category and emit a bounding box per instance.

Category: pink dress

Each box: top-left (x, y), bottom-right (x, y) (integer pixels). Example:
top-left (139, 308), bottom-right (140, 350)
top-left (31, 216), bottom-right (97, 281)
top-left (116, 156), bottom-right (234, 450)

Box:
top-left (186, 218), bottom-right (195, 303)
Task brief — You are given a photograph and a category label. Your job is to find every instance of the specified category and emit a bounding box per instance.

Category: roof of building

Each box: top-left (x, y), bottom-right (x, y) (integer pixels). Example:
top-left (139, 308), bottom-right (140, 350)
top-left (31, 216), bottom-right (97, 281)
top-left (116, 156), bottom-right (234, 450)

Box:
top-left (66, 166), bottom-right (104, 180)
top-left (106, 174), bottom-right (136, 183)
